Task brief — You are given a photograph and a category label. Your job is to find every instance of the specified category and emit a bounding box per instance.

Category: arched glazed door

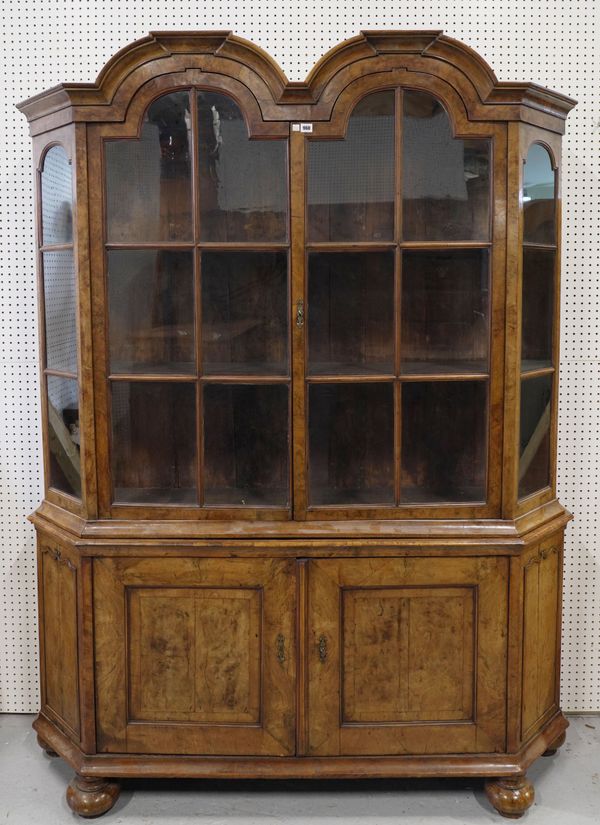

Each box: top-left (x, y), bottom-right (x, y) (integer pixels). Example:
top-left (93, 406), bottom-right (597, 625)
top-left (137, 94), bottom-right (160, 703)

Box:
top-left (93, 87), bottom-right (293, 518)
top-left (293, 84), bottom-right (506, 519)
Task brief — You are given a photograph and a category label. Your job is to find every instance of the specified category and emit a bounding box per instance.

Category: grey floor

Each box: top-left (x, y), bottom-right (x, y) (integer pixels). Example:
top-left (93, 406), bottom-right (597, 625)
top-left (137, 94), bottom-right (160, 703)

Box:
top-left (0, 714), bottom-right (598, 824)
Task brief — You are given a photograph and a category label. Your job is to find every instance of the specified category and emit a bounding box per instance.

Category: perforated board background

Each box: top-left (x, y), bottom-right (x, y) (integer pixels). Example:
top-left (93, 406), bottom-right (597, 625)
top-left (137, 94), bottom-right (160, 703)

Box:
top-left (0, 1), bottom-right (598, 712)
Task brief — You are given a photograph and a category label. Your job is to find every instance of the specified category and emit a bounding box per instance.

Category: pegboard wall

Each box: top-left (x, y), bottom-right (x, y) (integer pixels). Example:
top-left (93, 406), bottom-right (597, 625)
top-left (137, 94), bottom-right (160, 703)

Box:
top-left (0, 1), bottom-right (598, 713)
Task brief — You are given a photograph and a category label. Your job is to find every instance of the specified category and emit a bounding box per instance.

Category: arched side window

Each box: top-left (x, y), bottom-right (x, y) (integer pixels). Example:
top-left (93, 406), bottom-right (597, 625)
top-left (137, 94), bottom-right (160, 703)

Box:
top-left (39, 145), bottom-right (80, 498)
top-left (518, 143), bottom-right (557, 499)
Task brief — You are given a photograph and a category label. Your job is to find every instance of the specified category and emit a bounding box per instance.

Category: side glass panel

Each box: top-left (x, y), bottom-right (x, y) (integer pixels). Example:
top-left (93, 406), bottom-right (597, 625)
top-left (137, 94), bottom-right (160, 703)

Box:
top-left (521, 247), bottom-right (555, 371)
top-left (40, 145), bottom-right (80, 502)
top-left (401, 381), bottom-right (487, 503)
top-left (47, 375), bottom-right (81, 497)
top-left (403, 90), bottom-right (490, 241)
top-left (111, 382), bottom-right (197, 504)
top-left (106, 91), bottom-right (192, 242)
top-left (108, 250), bottom-right (195, 375)
top-left (309, 383), bottom-right (394, 505)
top-left (307, 91), bottom-right (395, 242)
top-left (519, 374), bottom-right (552, 498)
top-left (308, 251), bottom-right (395, 375)
top-left (203, 384), bottom-right (289, 506)
top-left (197, 92), bottom-right (288, 242)
top-left (41, 145), bottom-right (73, 245)
top-left (401, 249), bottom-right (489, 375)
top-left (518, 143), bottom-right (557, 501)
top-left (201, 251), bottom-right (288, 376)
top-left (523, 143), bottom-right (556, 244)
top-left (43, 250), bottom-right (78, 374)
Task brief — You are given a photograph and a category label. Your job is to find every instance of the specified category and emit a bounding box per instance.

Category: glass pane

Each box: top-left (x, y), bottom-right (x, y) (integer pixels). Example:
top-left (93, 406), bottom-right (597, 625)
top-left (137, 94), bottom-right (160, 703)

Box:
top-left (401, 381), bottom-right (486, 503)
top-left (307, 91), bottom-right (395, 242)
top-left (198, 92), bottom-right (287, 242)
top-left (309, 383), bottom-right (394, 505)
top-left (202, 251), bottom-right (288, 375)
top-left (521, 247), bottom-right (555, 371)
top-left (43, 250), bottom-right (78, 374)
top-left (308, 252), bottom-right (394, 375)
top-left (523, 144), bottom-right (556, 245)
top-left (108, 251), bottom-right (195, 374)
top-left (519, 374), bottom-right (552, 498)
top-left (401, 249), bottom-right (489, 374)
top-left (111, 382), bottom-right (197, 504)
top-left (41, 145), bottom-right (73, 245)
top-left (106, 91), bottom-right (192, 242)
top-left (403, 90), bottom-right (490, 241)
top-left (47, 375), bottom-right (80, 498)
top-left (203, 384), bottom-right (289, 506)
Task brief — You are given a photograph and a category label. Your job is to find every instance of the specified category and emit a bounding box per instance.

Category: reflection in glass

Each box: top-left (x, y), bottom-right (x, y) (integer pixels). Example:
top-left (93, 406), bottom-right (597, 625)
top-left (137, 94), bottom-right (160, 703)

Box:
top-left (203, 384), bottom-right (289, 506)
top-left (111, 382), bottom-right (197, 504)
top-left (198, 92), bottom-right (288, 242)
top-left (308, 252), bottom-right (394, 375)
top-left (519, 374), bottom-right (552, 498)
top-left (47, 375), bottom-right (80, 497)
top-left (307, 91), bottom-right (395, 242)
top-left (403, 90), bottom-right (490, 241)
top-left (202, 251), bottom-right (288, 375)
top-left (309, 382), bottom-right (394, 505)
top-left (106, 91), bottom-right (192, 242)
top-left (108, 251), bottom-right (195, 374)
top-left (521, 247), bottom-right (555, 371)
top-left (41, 146), bottom-right (73, 245)
top-left (401, 249), bottom-right (489, 374)
top-left (401, 381), bottom-right (486, 503)
top-left (523, 144), bottom-right (556, 245)
top-left (43, 250), bottom-right (78, 374)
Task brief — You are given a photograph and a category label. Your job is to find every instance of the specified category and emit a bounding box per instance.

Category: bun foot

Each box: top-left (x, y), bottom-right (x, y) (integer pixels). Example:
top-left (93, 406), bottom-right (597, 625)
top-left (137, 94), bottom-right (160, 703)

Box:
top-left (485, 775), bottom-right (534, 818)
top-left (543, 730), bottom-right (566, 756)
top-left (66, 776), bottom-right (120, 818)
top-left (36, 734), bottom-right (58, 757)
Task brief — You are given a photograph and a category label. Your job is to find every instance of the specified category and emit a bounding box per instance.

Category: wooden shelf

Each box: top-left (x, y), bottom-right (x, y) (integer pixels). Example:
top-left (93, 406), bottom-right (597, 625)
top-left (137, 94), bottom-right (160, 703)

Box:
top-left (204, 487), bottom-right (289, 507)
top-left (113, 487), bottom-right (199, 506)
top-left (401, 360), bottom-right (488, 377)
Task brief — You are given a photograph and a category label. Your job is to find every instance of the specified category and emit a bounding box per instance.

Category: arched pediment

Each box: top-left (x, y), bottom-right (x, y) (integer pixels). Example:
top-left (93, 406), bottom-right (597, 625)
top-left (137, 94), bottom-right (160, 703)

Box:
top-left (18, 30), bottom-right (576, 135)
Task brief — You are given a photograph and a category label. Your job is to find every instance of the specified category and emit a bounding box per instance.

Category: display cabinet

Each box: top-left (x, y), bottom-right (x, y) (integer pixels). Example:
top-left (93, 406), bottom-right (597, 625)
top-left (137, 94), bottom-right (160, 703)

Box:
top-left (18, 30), bottom-right (576, 818)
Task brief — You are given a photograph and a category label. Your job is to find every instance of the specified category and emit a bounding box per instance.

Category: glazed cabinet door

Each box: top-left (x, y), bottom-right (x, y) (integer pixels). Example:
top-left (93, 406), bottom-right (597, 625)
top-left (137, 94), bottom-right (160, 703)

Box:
top-left (94, 557), bottom-right (295, 755)
top-left (306, 557), bottom-right (508, 755)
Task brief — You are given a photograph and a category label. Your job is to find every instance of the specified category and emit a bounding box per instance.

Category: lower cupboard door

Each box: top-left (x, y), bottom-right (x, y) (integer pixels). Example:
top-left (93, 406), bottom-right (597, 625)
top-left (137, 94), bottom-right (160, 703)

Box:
top-left (94, 557), bottom-right (295, 755)
top-left (307, 557), bottom-right (508, 756)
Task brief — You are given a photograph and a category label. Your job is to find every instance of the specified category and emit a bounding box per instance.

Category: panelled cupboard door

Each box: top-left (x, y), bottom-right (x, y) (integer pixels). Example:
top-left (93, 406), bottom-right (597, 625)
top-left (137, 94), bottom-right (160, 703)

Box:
top-left (307, 558), bottom-right (508, 756)
top-left (94, 557), bottom-right (295, 755)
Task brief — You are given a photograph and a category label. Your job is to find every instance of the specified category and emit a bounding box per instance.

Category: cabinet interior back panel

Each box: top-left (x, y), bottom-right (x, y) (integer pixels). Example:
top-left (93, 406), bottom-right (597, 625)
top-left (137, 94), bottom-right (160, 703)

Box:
top-left (1, 0), bottom-right (598, 712)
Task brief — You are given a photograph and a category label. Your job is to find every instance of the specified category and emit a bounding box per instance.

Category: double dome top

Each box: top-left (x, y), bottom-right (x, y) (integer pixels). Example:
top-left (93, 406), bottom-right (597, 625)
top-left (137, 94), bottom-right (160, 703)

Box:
top-left (18, 30), bottom-right (576, 133)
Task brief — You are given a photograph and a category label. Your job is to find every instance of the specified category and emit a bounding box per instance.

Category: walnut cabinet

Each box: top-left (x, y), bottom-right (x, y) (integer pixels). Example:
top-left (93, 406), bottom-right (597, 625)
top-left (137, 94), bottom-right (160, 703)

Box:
top-left (18, 30), bottom-right (576, 818)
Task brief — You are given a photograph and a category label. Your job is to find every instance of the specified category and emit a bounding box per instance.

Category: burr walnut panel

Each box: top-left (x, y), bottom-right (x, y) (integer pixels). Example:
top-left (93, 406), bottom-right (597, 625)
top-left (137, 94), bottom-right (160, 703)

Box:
top-left (307, 557), bottom-right (508, 757)
top-left (40, 543), bottom-right (80, 739)
top-left (521, 542), bottom-right (561, 741)
top-left (127, 587), bottom-right (261, 724)
top-left (342, 586), bottom-right (475, 724)
top-left (94, 557), bottom-right (295, 756)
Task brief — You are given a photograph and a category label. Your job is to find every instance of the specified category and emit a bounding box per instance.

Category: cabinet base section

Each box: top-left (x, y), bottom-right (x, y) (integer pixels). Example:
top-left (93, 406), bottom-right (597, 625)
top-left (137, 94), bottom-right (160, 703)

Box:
top-left (33, 711), bottom-right (567, 785)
